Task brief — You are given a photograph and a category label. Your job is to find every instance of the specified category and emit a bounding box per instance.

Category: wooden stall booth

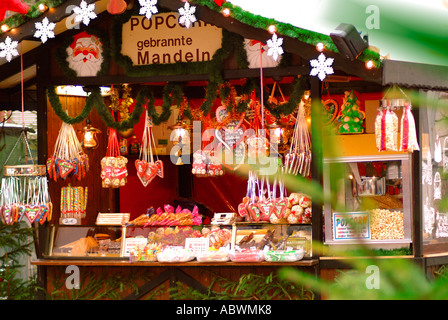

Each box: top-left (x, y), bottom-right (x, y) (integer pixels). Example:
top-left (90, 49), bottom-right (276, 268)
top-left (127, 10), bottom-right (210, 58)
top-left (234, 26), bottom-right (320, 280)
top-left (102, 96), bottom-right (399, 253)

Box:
top-left (0, 0), bottom-right (447, 300)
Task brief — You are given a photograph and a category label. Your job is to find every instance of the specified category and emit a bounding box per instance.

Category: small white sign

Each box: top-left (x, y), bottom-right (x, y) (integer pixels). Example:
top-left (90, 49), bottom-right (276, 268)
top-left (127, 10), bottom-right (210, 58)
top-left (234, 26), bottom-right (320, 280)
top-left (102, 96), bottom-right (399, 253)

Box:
top-left (333, 212), bottom-right (370, 240)
top-left (184, 238), bottom-right (209, 255)
top-left (123, 237), bottom-right (148, 256)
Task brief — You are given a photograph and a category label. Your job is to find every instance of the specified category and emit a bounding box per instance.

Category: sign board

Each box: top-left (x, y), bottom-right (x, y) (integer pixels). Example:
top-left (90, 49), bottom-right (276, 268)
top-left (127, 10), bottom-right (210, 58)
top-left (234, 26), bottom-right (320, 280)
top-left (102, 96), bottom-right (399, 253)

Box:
top-left (184, 237), bottom-right (209, 254)
top-left (333, 212), bottom-right (370, 240)
top-left (96, 213), bottom-right (130, 225)
top-left (121, 13), bottom-right (222, 66)
top-left (123, 237), bottom-right (148, 256)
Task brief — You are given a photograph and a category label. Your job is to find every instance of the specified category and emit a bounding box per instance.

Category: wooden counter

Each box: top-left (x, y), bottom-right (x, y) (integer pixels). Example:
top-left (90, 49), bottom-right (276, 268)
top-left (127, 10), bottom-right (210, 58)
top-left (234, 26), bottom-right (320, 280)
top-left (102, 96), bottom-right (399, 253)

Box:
top-left (33, 258), bottom-right (319, 300)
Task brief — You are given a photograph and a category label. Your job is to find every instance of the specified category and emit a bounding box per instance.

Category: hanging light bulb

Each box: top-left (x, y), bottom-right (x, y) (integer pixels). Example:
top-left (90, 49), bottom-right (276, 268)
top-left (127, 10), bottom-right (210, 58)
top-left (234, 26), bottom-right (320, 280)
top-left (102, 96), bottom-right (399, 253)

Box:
top-left (81, 119), bottom-right (101, 149)
top-left (168, 116), bottom-right (192, 165)
top-left (267, 119), bottom-right (290, 153)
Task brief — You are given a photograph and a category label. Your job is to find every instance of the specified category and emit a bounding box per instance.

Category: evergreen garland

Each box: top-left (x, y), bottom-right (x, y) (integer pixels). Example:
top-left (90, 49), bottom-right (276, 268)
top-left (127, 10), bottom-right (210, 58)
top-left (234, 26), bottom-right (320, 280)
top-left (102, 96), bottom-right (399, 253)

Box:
top-left (46, 86), bottom-right (95, 124)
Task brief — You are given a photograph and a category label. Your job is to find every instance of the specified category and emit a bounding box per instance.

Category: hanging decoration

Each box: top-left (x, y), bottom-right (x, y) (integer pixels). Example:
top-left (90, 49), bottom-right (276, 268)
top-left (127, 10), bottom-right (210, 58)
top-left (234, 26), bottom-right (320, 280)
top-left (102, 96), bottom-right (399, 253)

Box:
top-left (266, 33), bottom-right (284, 62)
top-left (374, 107), bottom-right (398, 152)
top-left (0, 0), bottom-right (29, 22)
top-left (109, 84), bottom-right (135, 138)
top-left (337, 90), bottom-right (365, 134)
top-left (309, 53), bottom-right (334, 81)
top-left (107, 0), bottom-right (128, 15)
top-left (399, 104), bottom-right (420, 152)
top-left (33, 17), bottom-right (56, 44)
top-left (65, 31), bottom-right (105, 77)
top-left (375, 86), bottom-right (419, 153)
top-left (168, 96), bottom-right (193, 166)
top-left (0, 36), bottom-right (19, 62)
top-left (47, 122), bottom-right (89, 181)
top-left (244, 39), bottom-right (281, 69)
top-left (178, 1), bottom-right (196, 29)
top-left (135, 110), bottom-right (163, 187)
top-left (138, 0), bottom-right (158, 20)
top-left (101, 128), bottom-right (128, 188)
top-left (1, 129), bottom-right (52, 225)
top-left (73, 0), bottom-right (97, 26)
top-left (284, 94), bottom-right (311, 177)
top-left (60, 184), bottom-right (88, 223)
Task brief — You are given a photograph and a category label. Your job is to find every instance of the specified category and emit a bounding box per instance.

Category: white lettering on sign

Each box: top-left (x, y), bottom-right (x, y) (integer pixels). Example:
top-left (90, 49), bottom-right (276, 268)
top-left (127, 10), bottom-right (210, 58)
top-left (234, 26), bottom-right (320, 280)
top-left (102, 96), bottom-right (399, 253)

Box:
top-left (121, 13), bottom-right (222, 66)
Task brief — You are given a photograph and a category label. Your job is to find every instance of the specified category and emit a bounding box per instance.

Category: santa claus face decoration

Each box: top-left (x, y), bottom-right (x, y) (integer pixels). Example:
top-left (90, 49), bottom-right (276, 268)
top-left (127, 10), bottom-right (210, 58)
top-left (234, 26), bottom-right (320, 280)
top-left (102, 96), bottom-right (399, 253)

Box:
top-left (66, 31), bottom-right (104, 77)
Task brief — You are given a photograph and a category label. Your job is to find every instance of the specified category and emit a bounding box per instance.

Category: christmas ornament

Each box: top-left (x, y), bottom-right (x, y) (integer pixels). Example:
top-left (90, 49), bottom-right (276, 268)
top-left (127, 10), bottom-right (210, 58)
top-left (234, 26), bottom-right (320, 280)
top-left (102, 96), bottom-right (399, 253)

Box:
top-left (266, 33), bottom-right (284, 62)
top-left (34, 17), bottom-right (56, 44)
top-left (107, 0), bottom-right (127, 15)
top-left (337, 90), bottom-right (365, 134)
top-left (0, 0), bottom-right (29, 22)
top-left (73, 0), bottom-right (97, 26)
top-left (0, 36), bottom-right (19, 62)
top-left (309, 53), bottom-right (334, 81)
top-left (214, 0), bottom-right (226, 6)
top-left (178, 1), bottom-right (196, 29)
top-left (138, 0), bottom-right (158, 20)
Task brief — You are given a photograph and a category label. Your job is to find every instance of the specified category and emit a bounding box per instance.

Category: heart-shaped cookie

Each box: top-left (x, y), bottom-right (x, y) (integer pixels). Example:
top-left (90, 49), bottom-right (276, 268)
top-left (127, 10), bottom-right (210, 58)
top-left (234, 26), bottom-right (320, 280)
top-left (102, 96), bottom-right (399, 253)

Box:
top-left (144, 163), bottom-right (159, 182)
top-left (25, 204), bottom-right (40, 223)
top-left (271, 198), bottom-right (287, 219)
top-left (259, 200), bottom-right (273, 222)
top-left (135, 159), bottom-right (147, 179)
top-left (2, 205), bottom-right (12, 225)
top-left (57, 159), bottom-right (75, 179)
top-left (155, 160), bottom-right (164, 178)
top-left (246, 202), bottom-right (262, 223)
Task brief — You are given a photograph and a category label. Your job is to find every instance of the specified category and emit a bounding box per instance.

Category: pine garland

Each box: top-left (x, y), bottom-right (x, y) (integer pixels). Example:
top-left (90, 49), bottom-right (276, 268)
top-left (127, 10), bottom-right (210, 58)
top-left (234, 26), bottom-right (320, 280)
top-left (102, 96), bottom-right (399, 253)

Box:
top-left (46, 86), bottom-right (95, 124)
top-left (47, 83), bottom-right (189, 129)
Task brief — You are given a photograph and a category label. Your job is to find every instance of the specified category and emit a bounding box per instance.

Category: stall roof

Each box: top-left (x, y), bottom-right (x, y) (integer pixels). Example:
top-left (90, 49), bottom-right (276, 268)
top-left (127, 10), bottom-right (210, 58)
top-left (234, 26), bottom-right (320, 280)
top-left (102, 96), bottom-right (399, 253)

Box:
top-left (0, 0), bottom-right (445, 103)
top-left (383, 59), bottom-right (448, 91)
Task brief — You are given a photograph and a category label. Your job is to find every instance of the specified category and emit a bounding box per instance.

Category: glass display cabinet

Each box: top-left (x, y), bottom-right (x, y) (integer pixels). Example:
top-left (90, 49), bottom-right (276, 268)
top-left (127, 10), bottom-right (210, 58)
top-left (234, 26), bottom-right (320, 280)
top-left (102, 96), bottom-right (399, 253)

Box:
top-left (323, 154), bottom-right (413, 250)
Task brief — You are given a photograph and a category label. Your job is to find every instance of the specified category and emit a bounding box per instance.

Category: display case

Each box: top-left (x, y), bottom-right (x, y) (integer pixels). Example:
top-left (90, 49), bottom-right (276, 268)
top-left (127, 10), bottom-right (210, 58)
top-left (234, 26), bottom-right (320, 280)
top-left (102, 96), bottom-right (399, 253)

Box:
top-left (48, 225), bottom-right (124, 258)
top-left (232, 223), bottom-right (312, 258)
top-left (323, 154), bottom-right (413, 249)
top-left (46, 222), bottom-right (311, 261)
top-left (420, 92), bottom-right (448, 254)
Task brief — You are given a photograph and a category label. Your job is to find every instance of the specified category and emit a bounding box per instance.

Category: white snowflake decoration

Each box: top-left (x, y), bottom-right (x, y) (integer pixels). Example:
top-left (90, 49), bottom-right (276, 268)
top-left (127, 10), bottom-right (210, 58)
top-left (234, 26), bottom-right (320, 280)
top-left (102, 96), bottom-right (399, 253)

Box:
top-left (34, 17), bottom-right (56, 44)
top-left (139, 0), bottom-right (158, 20)
top-left (266, 33), bottom-right (284, 61)
top-left (0, 36), bottom-right (19, 62)
top-left (178, 2), bottom-right (196, 29)
top-left (309, 53), bottom-right (334, 81)
top-left (73, 0), bottom-right (97, 26)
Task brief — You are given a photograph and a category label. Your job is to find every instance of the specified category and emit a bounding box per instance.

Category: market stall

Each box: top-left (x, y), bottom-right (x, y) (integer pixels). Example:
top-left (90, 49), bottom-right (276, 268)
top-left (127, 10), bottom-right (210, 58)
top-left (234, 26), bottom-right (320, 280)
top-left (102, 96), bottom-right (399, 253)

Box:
top-left (0, 0), bottom-right (447, 299)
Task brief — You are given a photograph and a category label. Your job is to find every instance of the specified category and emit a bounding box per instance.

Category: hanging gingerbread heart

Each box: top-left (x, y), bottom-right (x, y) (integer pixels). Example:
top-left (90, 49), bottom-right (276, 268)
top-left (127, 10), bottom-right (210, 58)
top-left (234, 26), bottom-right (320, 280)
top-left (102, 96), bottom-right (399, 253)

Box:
top-left (57, 159), bottom-right (75, 179)
top-left (155, 160), bottom-right (164, 178)
top-left (144, 163), bottom-right (159, 182)
top-left (135, 159), bottom-right (147, 179)
top-left (2, 205), bottom-right (12, 225)
top-left (25, 204), bottom-right (39, 223)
